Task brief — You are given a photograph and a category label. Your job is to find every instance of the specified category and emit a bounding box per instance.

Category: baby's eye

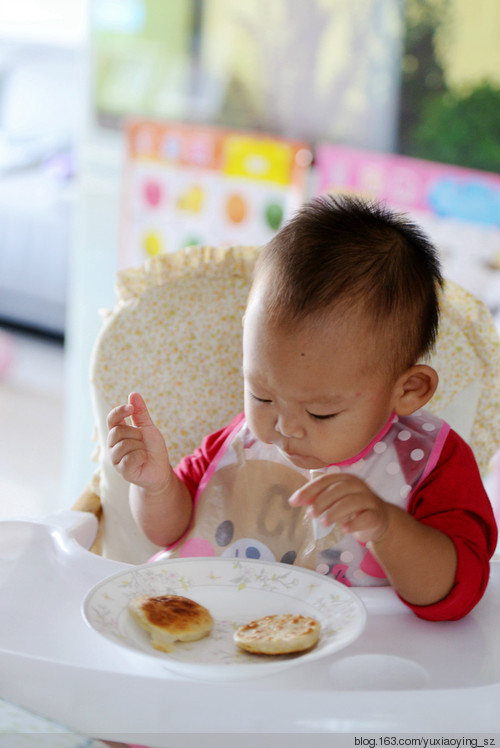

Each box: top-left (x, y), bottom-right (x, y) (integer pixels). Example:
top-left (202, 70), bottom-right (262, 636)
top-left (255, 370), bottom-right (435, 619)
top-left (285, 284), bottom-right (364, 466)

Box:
top-left (307, 411), bottom-right (338, 421)
top-left (250, 393), bottom-right (272, 404)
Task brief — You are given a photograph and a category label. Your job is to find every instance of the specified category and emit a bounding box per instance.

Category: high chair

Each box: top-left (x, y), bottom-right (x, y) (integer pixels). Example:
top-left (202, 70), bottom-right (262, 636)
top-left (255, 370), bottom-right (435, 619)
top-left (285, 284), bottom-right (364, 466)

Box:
top-left (73, 243), bottom-right (500, 563)
top-left (3, 242), bottom-right (500, 741)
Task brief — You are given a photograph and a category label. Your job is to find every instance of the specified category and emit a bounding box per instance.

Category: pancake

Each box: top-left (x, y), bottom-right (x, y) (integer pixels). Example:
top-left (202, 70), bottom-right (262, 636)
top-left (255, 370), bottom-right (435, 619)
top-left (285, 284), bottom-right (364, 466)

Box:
top-left (129, 594), bottom-right (213, 652)
top-left (234, 613), bottom-right (320, 655)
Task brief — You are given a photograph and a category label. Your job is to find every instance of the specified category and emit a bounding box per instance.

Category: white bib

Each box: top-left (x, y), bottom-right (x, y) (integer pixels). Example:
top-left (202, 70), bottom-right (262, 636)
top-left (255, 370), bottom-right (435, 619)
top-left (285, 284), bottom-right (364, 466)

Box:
top-left (154, 410), bottom-right (449, 587)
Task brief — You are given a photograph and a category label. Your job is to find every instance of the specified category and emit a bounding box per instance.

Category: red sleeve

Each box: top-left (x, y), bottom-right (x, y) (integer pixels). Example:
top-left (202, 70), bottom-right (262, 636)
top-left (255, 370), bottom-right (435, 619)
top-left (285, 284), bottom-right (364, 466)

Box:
top-left (403, 429), bottom-right (498, 621)
top-left (173, 413), bottom-right (245, 499)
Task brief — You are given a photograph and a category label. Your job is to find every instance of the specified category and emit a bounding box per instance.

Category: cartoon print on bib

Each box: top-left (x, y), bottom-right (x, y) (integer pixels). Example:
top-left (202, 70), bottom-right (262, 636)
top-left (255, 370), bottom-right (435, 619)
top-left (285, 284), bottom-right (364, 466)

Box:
top-left (168, 459), bottom-right (313, 564)
top-left (220, 538), bottom-right (276, 562)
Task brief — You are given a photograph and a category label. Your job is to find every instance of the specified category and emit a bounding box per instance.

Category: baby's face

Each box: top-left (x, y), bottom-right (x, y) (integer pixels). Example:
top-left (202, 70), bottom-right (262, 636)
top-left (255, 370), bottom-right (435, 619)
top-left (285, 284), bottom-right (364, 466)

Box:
top-left (242, 290), bottom-right (400, 469)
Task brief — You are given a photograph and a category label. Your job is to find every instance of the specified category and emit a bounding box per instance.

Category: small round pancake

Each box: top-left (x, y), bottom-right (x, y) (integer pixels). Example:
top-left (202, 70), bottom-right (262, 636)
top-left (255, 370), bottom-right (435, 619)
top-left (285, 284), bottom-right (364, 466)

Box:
top-left (129, 594), bottom-right (213, 652)
top-left (234, 613), bottom-right (320, 655)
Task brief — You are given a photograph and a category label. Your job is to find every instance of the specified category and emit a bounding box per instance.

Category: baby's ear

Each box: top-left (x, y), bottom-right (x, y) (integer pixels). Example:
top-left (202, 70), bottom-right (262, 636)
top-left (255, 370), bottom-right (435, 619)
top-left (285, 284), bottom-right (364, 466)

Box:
top-left (393, 365), bottom-right (439, 416)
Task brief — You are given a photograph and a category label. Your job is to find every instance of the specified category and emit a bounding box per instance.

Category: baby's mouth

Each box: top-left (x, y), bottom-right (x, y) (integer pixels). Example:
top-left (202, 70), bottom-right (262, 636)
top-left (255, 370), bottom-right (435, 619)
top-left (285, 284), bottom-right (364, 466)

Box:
top-left (276, 444), bottom-right (326, 470)
top-left (278, 446), bottom-right (309, 465)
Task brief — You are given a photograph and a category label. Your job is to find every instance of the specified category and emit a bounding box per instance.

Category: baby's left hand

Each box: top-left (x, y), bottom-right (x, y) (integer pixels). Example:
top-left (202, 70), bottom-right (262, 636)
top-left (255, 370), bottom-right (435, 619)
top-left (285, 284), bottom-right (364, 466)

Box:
top-left (289, 473), bottom-right (391, 544)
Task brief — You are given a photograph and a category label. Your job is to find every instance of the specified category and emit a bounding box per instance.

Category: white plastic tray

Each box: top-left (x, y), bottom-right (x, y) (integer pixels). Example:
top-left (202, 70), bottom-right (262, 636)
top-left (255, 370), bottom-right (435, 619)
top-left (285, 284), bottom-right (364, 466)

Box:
top-left (1, 512), bottom-right (499, 745)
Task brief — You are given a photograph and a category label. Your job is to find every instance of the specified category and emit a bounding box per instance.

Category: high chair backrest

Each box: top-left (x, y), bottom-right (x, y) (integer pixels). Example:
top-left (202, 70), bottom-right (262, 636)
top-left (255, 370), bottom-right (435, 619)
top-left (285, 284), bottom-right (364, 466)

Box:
top-left (88, 245), bottom-right (500, 563)
top-left (89, 246), bottom-right (258, 562)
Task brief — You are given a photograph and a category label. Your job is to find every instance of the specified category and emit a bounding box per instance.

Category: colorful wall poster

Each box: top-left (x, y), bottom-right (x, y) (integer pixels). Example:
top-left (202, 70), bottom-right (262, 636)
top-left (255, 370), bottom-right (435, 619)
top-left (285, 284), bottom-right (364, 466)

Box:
top-left (314, 143), bottom-right (500, 316)
top-left (119, 120), bottom-right (312, 268)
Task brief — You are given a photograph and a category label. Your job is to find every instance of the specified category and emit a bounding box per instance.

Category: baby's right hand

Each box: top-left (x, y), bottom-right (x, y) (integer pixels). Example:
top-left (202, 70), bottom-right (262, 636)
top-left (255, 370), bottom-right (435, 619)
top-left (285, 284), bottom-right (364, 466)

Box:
top-left (106, 391), bottom-right (170, 490)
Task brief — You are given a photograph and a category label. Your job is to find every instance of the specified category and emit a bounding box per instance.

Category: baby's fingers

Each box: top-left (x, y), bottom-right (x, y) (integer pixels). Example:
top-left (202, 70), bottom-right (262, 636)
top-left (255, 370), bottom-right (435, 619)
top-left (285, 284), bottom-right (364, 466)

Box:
top-left (288, 473), bottom-right (350, 509)
top-left (107, 402), bottom-right (133, 430)
top-left (107, 422), bottom-right (142, 450)
top-left (110, 440), bottom-right (147, 474)
top-left (107, 427), bottom-right (147, 476)
top-left (315, 491), bottom-right (366, 529)
top-left (316, 491), bottom-right (390, 543)
top-left (342, 505), bottom-right (390, 544)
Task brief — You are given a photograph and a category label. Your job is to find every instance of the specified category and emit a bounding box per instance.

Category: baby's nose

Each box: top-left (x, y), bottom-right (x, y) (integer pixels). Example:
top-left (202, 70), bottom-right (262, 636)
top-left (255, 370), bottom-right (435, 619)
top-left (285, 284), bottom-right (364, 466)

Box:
top-left (275, 413), bottom-right (304, 439)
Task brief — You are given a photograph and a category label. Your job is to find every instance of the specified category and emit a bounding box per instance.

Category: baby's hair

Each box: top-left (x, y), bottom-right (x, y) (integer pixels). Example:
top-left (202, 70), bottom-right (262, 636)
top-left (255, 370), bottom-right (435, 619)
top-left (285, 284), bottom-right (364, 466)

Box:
top-left (253, 194), bottom-right (444, 376)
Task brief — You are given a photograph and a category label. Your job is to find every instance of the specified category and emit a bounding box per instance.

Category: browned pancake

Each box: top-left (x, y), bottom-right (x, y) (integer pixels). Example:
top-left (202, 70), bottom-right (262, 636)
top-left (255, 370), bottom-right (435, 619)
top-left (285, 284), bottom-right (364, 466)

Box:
top-left (129, 594), bottom-right (213, 652)
top-left (234, 613), bottom-right (320, 655)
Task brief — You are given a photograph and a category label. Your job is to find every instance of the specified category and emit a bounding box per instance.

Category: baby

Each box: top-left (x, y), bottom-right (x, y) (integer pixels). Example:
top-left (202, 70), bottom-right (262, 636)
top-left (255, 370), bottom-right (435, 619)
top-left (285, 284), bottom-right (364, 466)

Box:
top-left (107, 195), bottom-right (497, 620)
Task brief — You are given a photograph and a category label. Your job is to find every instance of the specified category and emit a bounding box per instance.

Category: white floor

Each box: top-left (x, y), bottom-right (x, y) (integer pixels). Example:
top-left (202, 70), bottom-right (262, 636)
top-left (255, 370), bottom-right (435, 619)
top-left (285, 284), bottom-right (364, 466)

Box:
top-left (0, 327), bottom-right (66, 519)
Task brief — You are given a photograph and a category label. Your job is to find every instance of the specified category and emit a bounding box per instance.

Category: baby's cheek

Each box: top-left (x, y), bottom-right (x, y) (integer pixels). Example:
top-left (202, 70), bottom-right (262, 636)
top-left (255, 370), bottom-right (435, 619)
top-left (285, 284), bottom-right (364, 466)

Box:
top-left (245, 411), bottom-right (270, 444)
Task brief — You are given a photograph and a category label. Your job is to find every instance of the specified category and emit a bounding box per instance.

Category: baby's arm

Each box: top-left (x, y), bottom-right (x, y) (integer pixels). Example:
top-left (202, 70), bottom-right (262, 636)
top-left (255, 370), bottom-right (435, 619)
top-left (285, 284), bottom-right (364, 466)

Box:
top-left (107, 392), bottom-right (193, 547)
top-left (289, 473), bottom-right (457, 606)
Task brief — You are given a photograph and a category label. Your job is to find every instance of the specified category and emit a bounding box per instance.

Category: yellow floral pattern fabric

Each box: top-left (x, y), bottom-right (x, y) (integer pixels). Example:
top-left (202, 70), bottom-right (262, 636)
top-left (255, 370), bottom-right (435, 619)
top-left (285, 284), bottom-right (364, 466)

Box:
top-left (426, 279), bottom-right (500, 474)
top-left (92, 245), bottom-right (258, 466)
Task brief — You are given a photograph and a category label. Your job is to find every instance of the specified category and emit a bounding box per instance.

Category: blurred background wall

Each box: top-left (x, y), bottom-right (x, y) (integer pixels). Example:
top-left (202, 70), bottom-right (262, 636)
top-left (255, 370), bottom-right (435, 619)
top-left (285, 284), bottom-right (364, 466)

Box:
top-left (0, 0), bottom-right (499, 512)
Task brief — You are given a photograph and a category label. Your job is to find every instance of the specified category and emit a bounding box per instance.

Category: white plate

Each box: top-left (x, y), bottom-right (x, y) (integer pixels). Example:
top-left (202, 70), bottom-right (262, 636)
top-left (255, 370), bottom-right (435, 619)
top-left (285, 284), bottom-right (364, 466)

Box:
top-left (82, 557), bottom-right (366, 681)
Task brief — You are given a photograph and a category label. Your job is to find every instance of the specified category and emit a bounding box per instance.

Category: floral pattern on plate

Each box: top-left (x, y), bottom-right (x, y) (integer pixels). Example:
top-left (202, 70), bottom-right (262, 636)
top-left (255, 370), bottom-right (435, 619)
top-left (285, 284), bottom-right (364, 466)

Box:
top-left (83, 557), bottom-right (366, 680)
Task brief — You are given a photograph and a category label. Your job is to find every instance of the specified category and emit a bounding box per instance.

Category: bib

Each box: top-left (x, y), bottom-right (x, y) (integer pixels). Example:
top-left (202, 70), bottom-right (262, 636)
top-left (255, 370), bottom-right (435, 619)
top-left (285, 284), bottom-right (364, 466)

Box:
top-left (153, 410), bottom-right (449, 587)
